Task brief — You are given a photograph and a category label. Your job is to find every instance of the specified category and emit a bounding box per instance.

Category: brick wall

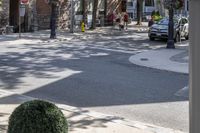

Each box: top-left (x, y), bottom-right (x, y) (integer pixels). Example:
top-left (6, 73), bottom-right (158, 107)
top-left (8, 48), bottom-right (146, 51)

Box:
top-left (35, 0), bottom-right (70, 30)
top-left (36, 0), bottom-right (51, 29)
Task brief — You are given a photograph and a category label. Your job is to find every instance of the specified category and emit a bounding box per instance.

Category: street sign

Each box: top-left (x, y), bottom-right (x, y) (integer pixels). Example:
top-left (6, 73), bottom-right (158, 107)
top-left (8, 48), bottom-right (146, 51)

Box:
top-left (20, 0), bottom-right (29, 4)
top-left (19, 5), bottom-right (26, 16)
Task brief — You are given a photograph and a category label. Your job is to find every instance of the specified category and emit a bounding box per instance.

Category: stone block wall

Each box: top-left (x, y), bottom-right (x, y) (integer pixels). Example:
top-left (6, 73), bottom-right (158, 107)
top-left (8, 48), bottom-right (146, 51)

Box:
top-left (0, 0), bottom-right (9, 28)
top-left (57, 0), bottom-right (70, 30)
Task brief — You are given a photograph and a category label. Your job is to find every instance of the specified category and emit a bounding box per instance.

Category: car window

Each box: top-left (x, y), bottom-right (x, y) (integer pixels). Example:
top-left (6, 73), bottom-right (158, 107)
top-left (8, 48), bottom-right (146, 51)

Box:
top-left (180, 18), bottom-right (188, 25)
top-left (157, 19), bottom-right (169, 25)
top-left (157, 18), bottom-right (178, 25)
top-left (183, 18), bottom-right (188, 24)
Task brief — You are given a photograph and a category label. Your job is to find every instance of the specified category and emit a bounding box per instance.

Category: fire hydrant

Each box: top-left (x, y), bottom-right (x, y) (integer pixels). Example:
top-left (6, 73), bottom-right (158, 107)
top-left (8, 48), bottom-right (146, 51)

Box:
top-left (81, 21), bottom-right (85, 32)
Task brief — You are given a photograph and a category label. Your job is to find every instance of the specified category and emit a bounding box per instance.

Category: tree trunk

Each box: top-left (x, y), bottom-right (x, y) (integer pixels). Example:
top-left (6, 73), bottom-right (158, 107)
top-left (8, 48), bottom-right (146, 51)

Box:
top-left (50, 3), bottom-right (57, 39)
top-left (91, 0), bottom-right (98, 29)
top-left (82, 0), bottom-right (87, 24)
top-left (136, 0), bottom-right (143, 25)
top-left (104, 0), bottom-right (107, 24)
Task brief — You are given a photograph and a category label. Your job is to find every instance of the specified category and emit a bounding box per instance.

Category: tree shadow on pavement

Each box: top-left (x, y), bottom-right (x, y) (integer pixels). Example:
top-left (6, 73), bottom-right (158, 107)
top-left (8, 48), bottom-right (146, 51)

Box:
top-left (0, 113), bottom-right (9, 133)
top-left (0, 31), bottom-right (188, 107)
top-left (0, 94), bottom-right (126, 132)
top-left (65, 110), bottom-right (123, 132)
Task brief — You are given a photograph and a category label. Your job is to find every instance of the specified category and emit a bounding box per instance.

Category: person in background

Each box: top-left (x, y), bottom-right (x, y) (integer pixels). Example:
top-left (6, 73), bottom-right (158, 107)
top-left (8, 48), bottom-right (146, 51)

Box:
top-left (148, 16), bottom-right (154, 27)
top-left (119, 13), bottom-right (124, 30)
top-left (115, 12), bottom-right (121, 30)
top-left (123, 12), bottom-right (129, 30)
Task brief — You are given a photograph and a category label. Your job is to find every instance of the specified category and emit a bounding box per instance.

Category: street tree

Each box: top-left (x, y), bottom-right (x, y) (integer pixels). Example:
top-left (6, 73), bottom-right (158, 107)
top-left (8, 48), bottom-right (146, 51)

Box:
top-left (104, 0), bottom-right (107, 21)
top-left (91, 0), bottom-right (98, 29)
top-left (47, 0), bottom-right (60, 39)
top-left (156, 0), bottom-right (165, 16)
top-left (136, 0), bottom-right (144, 25)
top-left (82, 0), bottom-right (87, 24)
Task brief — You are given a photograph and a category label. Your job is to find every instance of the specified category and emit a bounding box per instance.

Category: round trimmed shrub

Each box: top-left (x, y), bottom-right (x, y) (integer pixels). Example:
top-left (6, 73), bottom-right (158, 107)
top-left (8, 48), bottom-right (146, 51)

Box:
top-left (8, 100), bottom-right (68, 133)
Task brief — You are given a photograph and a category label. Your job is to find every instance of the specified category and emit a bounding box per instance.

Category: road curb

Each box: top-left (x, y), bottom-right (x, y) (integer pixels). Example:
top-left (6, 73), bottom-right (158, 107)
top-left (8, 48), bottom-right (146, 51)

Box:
top-left (0, 89), bottom-right (185, 133)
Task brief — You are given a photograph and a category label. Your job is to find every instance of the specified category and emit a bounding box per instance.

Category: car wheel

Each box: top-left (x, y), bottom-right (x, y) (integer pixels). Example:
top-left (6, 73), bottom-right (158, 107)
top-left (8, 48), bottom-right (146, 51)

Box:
top-left (150, 37), bottom-right (155, 41)
top-left (175, 33), bottom-right (180, 43)
top-left (185, 34), bottom-right (189, 40)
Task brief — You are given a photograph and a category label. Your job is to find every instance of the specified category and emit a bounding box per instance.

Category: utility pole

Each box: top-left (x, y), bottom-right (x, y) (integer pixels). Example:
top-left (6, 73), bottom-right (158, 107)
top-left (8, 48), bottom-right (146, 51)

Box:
top-left (19, 3), bottom-right (21, 38)
top-left (189, 0), bottom-right (200, 132)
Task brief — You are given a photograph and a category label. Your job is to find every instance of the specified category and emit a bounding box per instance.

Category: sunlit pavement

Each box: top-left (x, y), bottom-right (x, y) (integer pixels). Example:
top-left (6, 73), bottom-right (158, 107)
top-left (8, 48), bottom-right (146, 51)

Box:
top-left (0, 28), bottom-right (188, 132)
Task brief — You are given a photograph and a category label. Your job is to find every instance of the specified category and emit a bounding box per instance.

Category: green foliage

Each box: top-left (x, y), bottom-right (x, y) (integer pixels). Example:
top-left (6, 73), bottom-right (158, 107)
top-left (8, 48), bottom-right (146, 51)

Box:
top-left (151, 10), bottom-right (163, 22)
top-left (157, 0), bottom-right (161, 4)
top-left (8, 100), bottom-right (68, 133)
top-left (0, 0), bottom-right (2, 7)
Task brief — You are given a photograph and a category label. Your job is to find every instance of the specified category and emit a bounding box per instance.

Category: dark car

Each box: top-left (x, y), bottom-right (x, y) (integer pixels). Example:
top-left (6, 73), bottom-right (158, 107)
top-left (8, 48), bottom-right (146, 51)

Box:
top-left (148, 17), bottom-right (189, 42)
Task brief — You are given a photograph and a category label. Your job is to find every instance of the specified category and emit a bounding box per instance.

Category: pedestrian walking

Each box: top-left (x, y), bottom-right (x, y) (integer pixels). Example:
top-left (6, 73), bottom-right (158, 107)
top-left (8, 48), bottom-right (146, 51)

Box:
top-left (123, 12), bottom-right (129, 30)
top-left (119, 16), bottom-right (124, 31)
top-left (115, 12), bottom-right (121, 30)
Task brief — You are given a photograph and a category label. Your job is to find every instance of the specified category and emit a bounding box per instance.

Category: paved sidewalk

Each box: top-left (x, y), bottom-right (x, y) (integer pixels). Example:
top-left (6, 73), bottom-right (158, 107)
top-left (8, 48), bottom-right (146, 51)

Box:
top-left (0, 90), bottom-right (184, 133)
top-left (129, 42), bottom-right (189, 100)
top-left (0, 21), bottom-right (149, 43)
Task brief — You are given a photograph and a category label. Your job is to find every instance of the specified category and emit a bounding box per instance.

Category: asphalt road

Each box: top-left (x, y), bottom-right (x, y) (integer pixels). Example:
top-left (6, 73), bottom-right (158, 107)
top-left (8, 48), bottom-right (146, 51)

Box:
top-left (0, 30), bottom-right (189, 132)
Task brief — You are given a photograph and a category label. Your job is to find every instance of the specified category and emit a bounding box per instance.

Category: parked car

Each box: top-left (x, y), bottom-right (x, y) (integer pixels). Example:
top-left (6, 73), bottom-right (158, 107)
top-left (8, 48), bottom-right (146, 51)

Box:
top-left (148, 17), bottom-right (189, 42)
top-left (181, 23), bottom-right (189, 40)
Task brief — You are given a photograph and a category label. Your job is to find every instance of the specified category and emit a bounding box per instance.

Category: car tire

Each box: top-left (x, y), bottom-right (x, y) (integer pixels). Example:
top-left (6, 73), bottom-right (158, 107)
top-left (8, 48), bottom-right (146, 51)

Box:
top-left (185, 34), bottom-right (189, 40)
top-left (175, 33), bottom-right (180, 43)
top-left (149, 37), bottom-right (155, 41)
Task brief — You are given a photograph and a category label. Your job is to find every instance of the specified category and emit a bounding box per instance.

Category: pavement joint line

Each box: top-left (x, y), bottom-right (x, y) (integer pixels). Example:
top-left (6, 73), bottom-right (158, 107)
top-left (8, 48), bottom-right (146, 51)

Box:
top-left (0, 89), bottom-right (185, 133)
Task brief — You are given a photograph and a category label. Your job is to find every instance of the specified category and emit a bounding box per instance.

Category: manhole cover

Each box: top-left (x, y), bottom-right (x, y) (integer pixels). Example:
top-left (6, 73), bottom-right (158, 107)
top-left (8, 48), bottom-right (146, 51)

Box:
top-left (140, 58), bottom-right (149, 61)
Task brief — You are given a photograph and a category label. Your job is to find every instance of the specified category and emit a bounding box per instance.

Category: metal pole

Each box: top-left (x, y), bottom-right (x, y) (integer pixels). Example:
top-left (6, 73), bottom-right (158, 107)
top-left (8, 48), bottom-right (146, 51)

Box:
top-left (180, 10), bottom-right (182, 43)
top-left (50, 3), bottom-right (57, 39)
top-left (189, 0), bottom-right (200, 132)
top-left (19, 2), bottom-right (21, 38)
top-left (166, 0), bottom-right (175, 49)
top-left (70, 0), bottom-right (74, 33)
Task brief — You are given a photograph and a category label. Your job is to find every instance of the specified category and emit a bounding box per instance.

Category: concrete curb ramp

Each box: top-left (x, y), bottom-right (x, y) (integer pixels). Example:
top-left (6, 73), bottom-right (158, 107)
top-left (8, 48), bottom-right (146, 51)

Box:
top-left (129, 49), bottom-right (188, 74)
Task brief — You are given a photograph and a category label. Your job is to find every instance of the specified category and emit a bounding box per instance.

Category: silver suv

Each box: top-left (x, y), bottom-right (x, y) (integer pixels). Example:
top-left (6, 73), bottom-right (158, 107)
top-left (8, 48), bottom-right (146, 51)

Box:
top-left (148, 17), bottom-right (189, 42)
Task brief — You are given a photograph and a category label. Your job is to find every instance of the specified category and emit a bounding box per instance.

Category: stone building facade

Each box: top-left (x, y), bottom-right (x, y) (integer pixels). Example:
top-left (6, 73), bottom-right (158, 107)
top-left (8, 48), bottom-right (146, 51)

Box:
top-left (0, 0), bottom-right (70, 32)
top-left (0, 0), bottom-right (9, 28)
top-left (0, 0), bottom-right (125, 32)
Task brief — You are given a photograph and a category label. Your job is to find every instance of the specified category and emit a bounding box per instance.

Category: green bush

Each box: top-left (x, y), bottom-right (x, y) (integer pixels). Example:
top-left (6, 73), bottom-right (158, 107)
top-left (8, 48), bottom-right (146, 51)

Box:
top-left (8, 100), bottom-right (68, 133)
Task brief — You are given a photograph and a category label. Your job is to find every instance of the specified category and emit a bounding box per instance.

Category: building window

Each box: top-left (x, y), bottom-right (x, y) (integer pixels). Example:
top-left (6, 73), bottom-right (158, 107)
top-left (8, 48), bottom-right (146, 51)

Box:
top-left (127, 2), bottom-right (133, 7)
top-left (145, 0), bottom-right (154, 6)
top-left (128, 13), bottom-right (133, 19)
top-left (121, 0), bottom-right (127, 12)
